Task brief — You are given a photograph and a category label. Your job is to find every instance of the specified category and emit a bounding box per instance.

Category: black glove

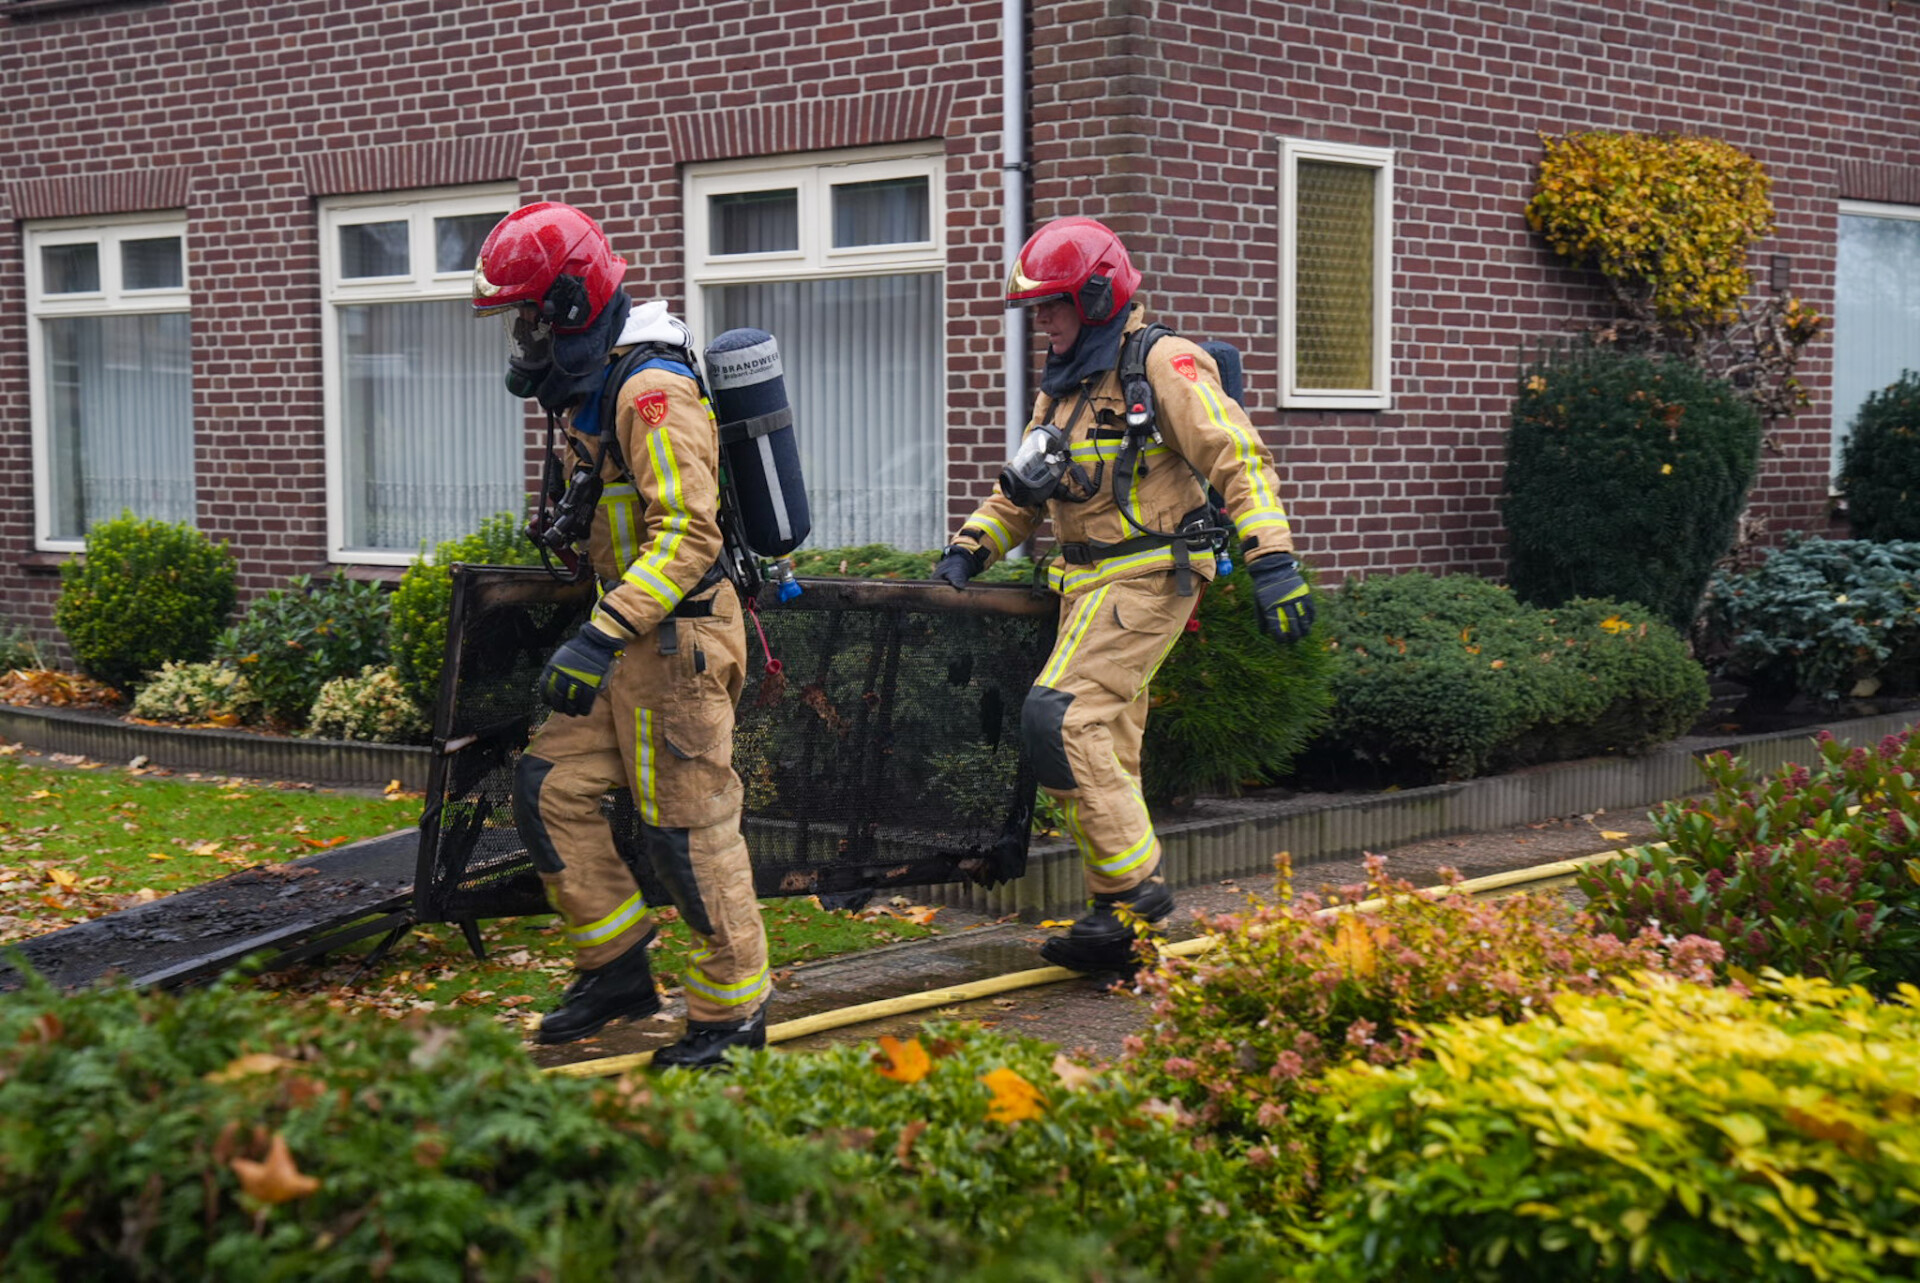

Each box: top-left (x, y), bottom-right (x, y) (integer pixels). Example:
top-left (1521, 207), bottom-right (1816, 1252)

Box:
top-left (932, 545), bottom-right (988, 590)
top-left (1248, 554), bottom-right (1315, 644)
top-left (538, 623), bottom-right (623, 716)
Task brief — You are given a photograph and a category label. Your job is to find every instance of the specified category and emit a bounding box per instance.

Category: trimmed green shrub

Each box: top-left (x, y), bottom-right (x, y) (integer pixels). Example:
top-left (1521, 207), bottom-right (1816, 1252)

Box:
top-left (1838, 369), bottom-right (1920, 541)
top-left (710, 1020), bottom-right (1292, 1274)
top-left (787, 543), bottom-right (1031, 583)
top-left (128, 660), bottom-right (263, 726)
top-left (1314, 973), bottom-right (1920, 1282)
top-left (1580, 728), bottom-right (1920, 992)
top-left (53, 511), bottom-right (237, 692)
top-left (307, 665), bottom-right (429, 744)
top-left (1315, 572), bottom-right (1708, 782)
top-left (1706, 536), bottom-right (1920, 701)
top-left (1126, 856), bottom-right (1719, 1199)
top-left (388, 512), bottom-right (543, 712)
top-left (214, 572), bottom-right (390, 728)
top-left (1504, 345), bottom-right (1762, 630)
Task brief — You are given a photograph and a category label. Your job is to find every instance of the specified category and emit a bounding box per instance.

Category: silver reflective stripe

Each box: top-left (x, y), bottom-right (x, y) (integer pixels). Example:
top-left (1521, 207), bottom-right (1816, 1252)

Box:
top-left (755, 433), bottom-right (794, 544)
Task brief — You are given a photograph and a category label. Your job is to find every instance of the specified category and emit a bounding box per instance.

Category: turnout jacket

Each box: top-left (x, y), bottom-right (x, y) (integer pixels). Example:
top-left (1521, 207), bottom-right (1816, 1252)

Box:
top-left (950, 305), bottom-right (1297, 596)
top-left (576, 359), bottom-right (726, 643)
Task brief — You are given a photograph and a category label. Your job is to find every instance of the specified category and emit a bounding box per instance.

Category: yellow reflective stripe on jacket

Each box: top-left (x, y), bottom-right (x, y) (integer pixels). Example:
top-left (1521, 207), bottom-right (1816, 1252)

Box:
top-left (566, 890), bottom-right (648, 949)
top-left (1038, 584), bottom-right (1110, 688)
top-left (634, 707), bottom-right (659, 825)
top-left (621, 426), bottom-right (693, 612)
top-left (685, 960), bottom-right (771, 1009)
top-left (599, 482), bottom-right (640, 569)
top-left (1047, 544), bottom-right (1185, 595)
top-left (966, 510), bottom-right (1019, 556)
top-left (1193, 380), bottom-right (1291, 542)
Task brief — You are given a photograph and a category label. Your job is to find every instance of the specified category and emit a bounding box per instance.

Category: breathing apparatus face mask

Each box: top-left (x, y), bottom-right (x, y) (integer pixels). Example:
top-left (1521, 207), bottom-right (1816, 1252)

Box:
top-left (502, 310), bottom-right (554, 400)
top-left (998, 423), bottom-right (1072, 508)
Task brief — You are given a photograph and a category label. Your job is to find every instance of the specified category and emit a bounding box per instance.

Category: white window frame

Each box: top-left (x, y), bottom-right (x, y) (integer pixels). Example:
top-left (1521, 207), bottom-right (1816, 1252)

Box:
top-left (1278, 138), bottom-right (1395, 410)
top-left (1832, 198), bottom-right (1920, 481)
top-left (318, 183), bottom-right (517, 565)
top-left (683, 143), bottom-right (948, 332)
top-left (25, 211), bottom-right (192, 552)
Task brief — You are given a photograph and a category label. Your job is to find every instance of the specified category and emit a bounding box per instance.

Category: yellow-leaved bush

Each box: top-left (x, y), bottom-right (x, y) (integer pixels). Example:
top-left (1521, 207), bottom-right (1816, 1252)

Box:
top-left (1312, 973), bottom-right (1920, 1282)
top-left (1527, 131), bottom-right (1775, 330)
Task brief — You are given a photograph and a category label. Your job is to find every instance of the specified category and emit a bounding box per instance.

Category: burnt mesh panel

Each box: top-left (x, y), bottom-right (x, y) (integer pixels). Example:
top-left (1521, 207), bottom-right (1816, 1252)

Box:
top-left (415, 567), bottom-right (1055, 925)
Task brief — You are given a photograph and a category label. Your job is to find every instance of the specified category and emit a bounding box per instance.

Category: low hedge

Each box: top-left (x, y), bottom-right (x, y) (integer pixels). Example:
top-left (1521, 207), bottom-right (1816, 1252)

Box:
top-left (1314, 973), bottom-right (1920, 1282)
top-left (0, 974), bottom-right (1279, 1281)
top-left (1314, 572), bottom-right (1708, 782)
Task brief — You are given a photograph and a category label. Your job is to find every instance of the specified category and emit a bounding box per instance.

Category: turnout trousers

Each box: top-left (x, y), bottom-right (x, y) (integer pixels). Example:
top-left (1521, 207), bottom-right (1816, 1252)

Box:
top-left (513, 583), bottom-right (771, 1024)
top-left (1020, 571), bottom-right (1196, 897)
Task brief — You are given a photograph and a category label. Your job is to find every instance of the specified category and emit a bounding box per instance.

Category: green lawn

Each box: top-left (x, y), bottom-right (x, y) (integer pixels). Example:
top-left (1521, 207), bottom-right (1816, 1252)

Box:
top-left (1, 744), bottom-right (940, 1029)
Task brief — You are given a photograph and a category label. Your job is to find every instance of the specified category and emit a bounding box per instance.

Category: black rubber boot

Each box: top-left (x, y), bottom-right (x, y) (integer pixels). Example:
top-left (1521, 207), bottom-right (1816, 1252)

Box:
top-left (651, 1005), bottom-right (769, 1072)
top-left (1039, 877), bottom-right (1176, 975)
top-left (535, 935), bottom-right (663, 1045)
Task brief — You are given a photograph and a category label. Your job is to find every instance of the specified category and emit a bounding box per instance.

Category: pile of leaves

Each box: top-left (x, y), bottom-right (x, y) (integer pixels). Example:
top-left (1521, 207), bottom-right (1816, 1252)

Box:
top-left (0, 668), bottom-right (124, 710)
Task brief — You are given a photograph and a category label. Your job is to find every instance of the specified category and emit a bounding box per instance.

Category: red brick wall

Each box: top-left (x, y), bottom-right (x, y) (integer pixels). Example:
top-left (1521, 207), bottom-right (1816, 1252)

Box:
top-left (2, 0), bottom-right (1917, 651)
top-left (1026, 0), bottom-right (1920, 580)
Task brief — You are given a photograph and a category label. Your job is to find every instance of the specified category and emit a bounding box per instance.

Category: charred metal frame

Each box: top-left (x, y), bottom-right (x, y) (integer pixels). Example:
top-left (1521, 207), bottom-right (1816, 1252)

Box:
top-left (414, 566), bottom-right (1056, 940)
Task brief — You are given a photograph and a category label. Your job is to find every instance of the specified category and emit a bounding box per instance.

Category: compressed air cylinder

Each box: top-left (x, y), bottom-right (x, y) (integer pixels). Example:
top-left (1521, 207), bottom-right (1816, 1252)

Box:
top-left (703, 328), bottom-right (812, 558)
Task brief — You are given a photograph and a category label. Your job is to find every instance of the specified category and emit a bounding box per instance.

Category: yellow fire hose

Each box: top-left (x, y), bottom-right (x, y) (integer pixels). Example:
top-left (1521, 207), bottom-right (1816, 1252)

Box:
top-left (546, 843), bottom-right (1647, 1079)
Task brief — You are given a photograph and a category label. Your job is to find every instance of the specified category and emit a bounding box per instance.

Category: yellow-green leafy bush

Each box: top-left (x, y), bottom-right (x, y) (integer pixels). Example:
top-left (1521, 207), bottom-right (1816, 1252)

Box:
top-left (307, 665), bottom-right (429, 744)
top-left (1125, 856), bottom-right (1721, 1199)
top-left (1838, 369), bottom-right (1920, 542)
top-left (1315, 974), bottom-right (1920, 1282)
top-left (127, 660), bottom-right (262, 726)
top-left (1527, 131), bottom-right (1773, 330)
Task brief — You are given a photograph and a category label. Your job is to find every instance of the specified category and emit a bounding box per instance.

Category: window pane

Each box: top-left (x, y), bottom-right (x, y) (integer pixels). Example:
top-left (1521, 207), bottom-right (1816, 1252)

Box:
top-left (340, 300), bottom-right (525, 551)
top-left (42, 312), bottom-right (194, 539)
top-left (831, 177), bottom-right (930, 248)
top-left (710, 190), bottom-right (799, 255)
top-left (709, 273), bottom-right (942, 550)
top-left (42, 243), bottom-right (100, 294)
top-left (435, 213), bottom-right (499, 275)
top-left (122, 237), bottom-right (184, 290)
top-left (1833, 211), bottom-right (1920, 474)
top-left (1294, 161), bottom-right (1377, 390)
top-left (339, 221), bottom-right (410, 278)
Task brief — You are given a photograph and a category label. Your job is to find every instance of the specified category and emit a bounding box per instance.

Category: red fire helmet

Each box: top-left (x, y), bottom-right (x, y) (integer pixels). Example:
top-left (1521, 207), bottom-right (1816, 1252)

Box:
top-left (1004, 216), bottom-right (1140, 326)
top-left (471, 202), bottom-right (628, 333)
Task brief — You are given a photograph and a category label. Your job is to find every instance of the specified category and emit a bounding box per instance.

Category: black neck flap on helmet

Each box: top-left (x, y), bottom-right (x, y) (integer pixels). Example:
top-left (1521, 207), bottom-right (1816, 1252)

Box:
top-left (518, 289), bottom-right (633, 413)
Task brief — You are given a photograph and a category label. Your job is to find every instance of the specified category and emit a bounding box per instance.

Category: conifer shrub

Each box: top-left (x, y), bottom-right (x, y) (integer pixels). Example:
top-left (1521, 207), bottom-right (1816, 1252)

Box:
top-left (1125, 856), bottom-right (1720, 1202)
top-left (1579, 728), bottom-right (1920, 992)
top-left (1705, 536), bottom-right (1920, 701)
top-left (214, 572), bottom-right (390, 728)
top-left (307, 665), bottom-right (429, 744)
top-left (388, 512), bottom-right (543, 712)
top-left (1314, 573), bottom-right (1707, 782)
top-left (1837, 369), bottom-right (1920, 541)
top-left (52, 511), bottom-right (237, 692)
top-left (1504, 345), bottom-right (1762, 631)
top-left (1314, 974), bottom-right (1920, 1282)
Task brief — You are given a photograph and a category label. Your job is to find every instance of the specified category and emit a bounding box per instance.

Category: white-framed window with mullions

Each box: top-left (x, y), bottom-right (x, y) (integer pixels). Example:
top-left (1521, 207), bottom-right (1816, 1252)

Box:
top-left (1832, 200), bottom-right (1920, 480)
top-left (685, 145), bottom-right (948, 552)
top-left (1278, 138), bottom-right (1396, 410)
top-left (320, 184), bottom-right (523, 564)
top-left (25, 213), bottom-right (193, 550)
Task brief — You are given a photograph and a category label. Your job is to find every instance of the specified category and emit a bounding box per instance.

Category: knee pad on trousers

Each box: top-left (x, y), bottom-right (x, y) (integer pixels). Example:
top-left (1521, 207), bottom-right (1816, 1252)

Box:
top-left (512, 754), bottom-right (567, 874)
top-left (1021, 686), bottom-right (1078, 791)
top-left (640, 822), bottom-right (715, 937)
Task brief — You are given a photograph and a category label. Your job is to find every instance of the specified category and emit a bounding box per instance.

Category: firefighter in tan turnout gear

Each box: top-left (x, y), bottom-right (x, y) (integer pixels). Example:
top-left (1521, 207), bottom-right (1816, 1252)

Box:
top-left (934, 217), bottom-right (1315, 974)
top-left (472, 202), bottom-right (770, 1067)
